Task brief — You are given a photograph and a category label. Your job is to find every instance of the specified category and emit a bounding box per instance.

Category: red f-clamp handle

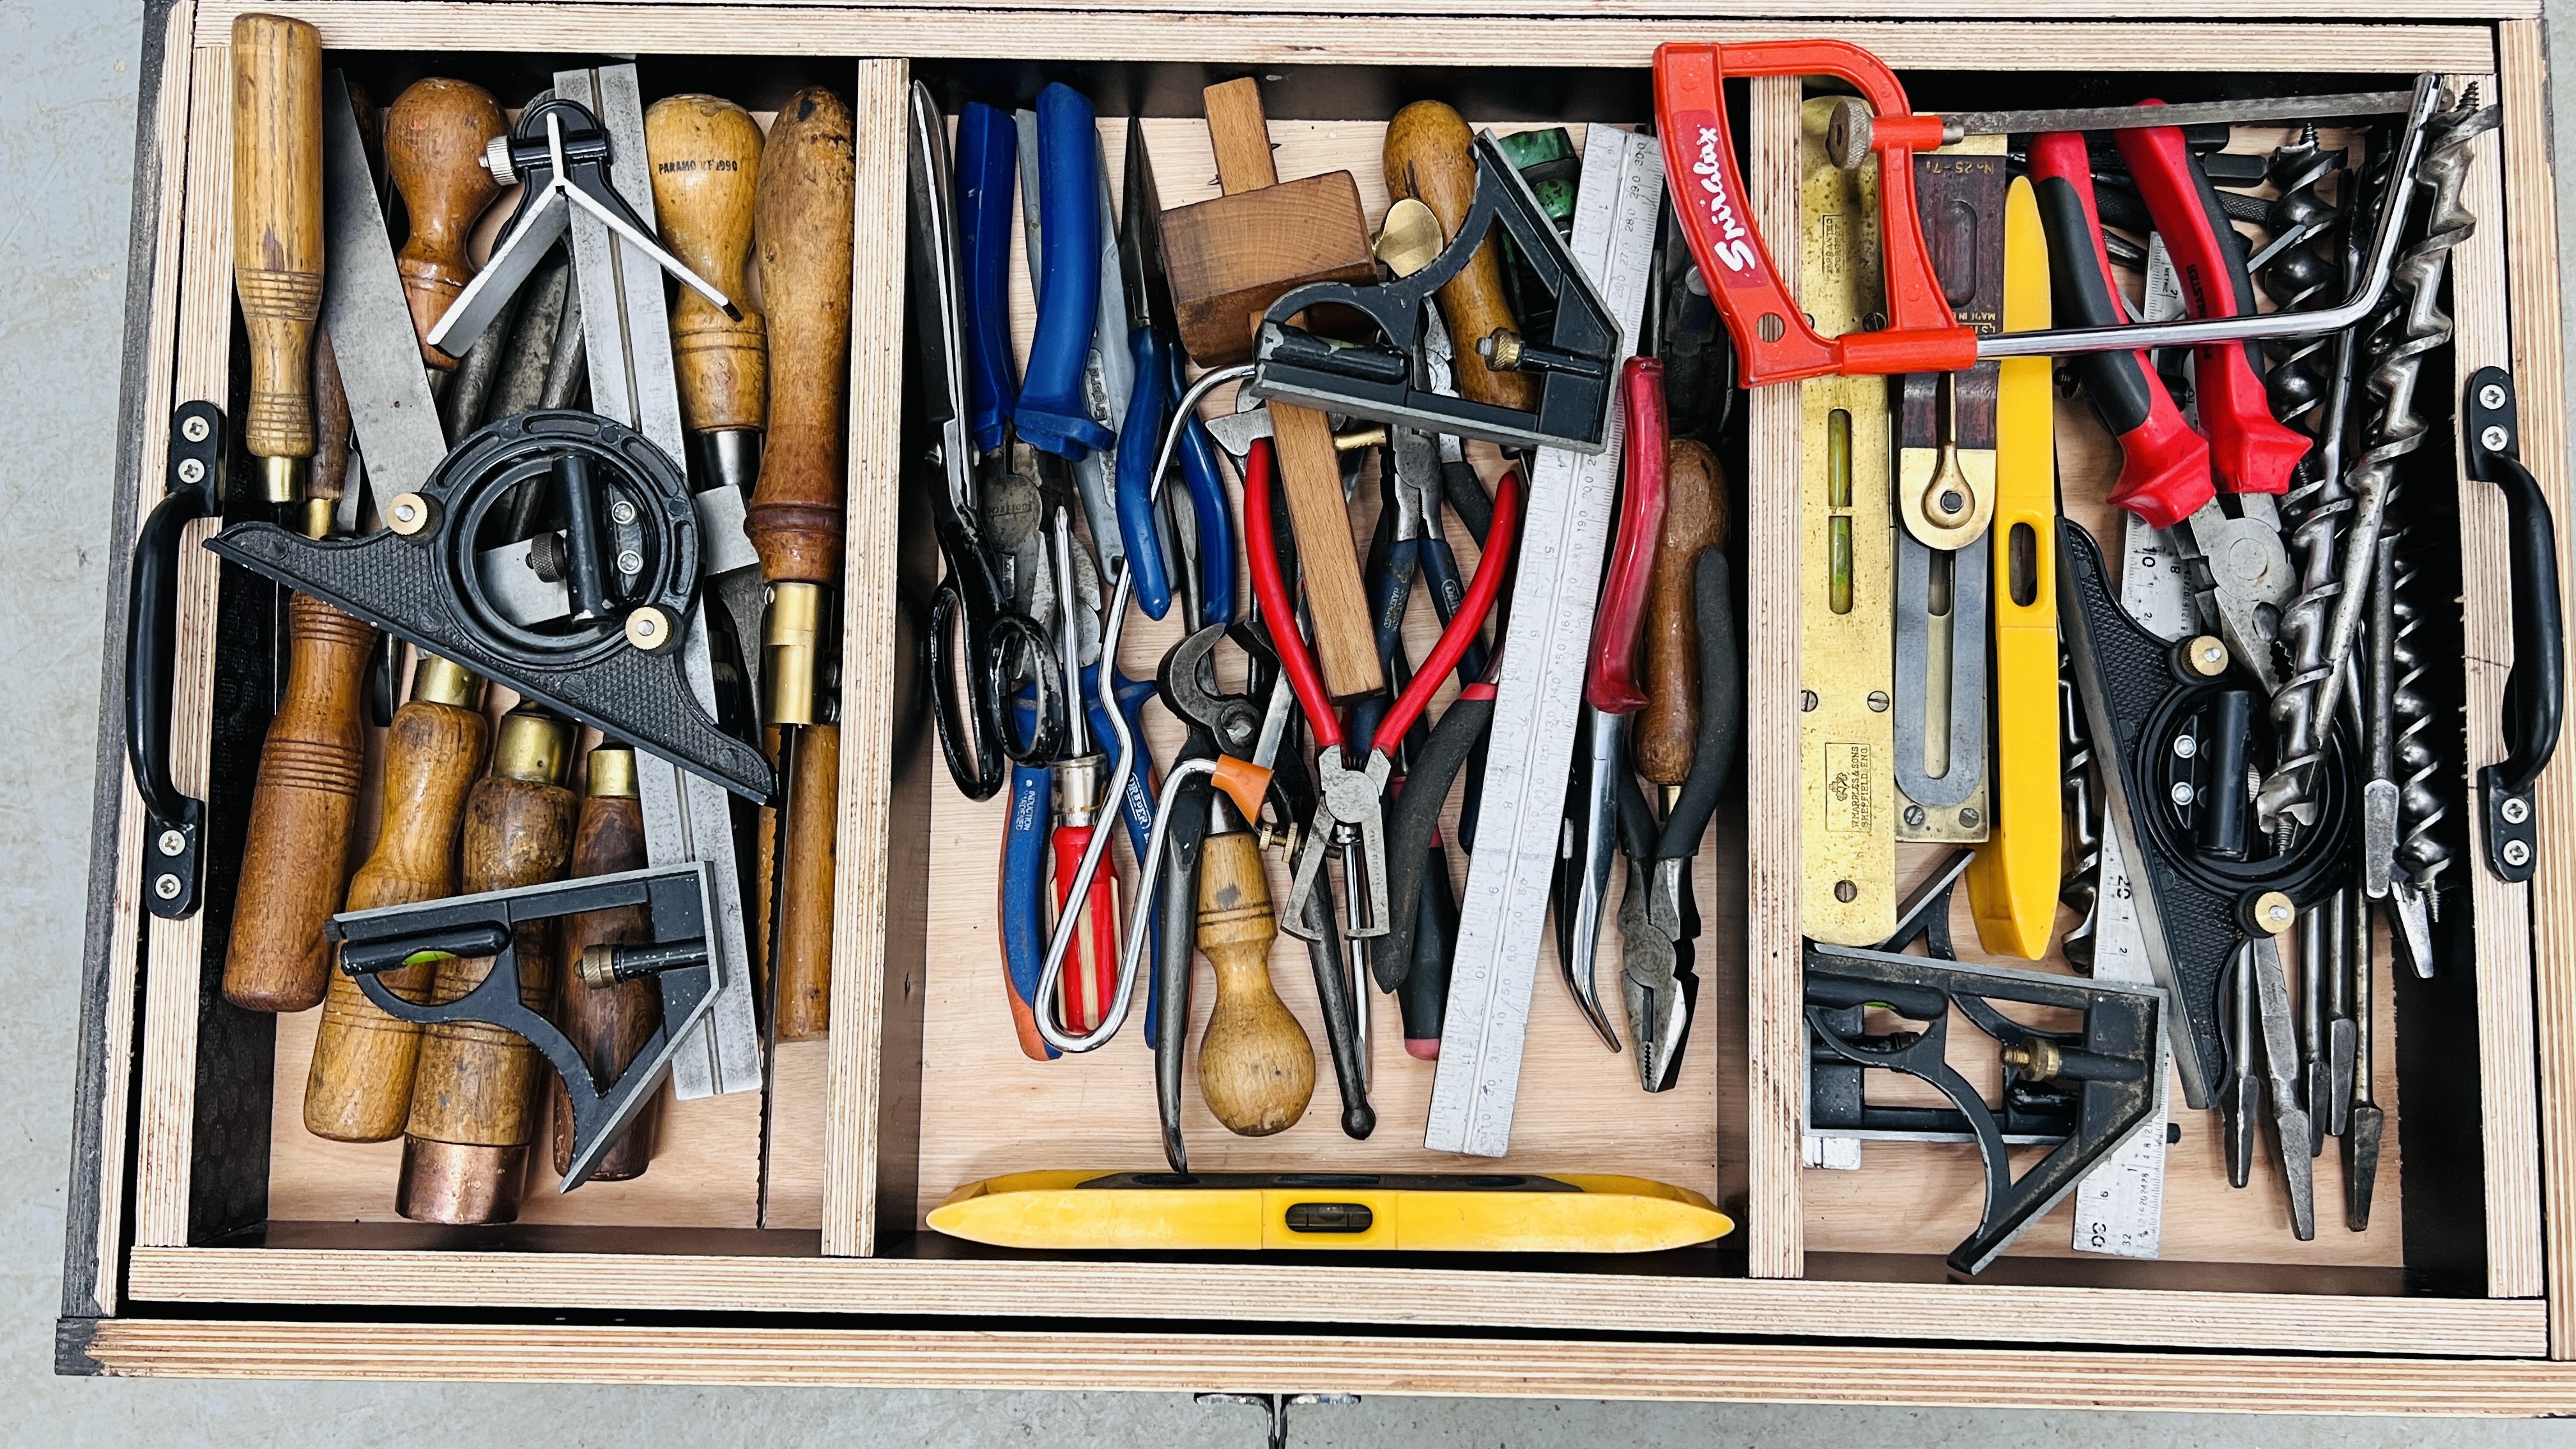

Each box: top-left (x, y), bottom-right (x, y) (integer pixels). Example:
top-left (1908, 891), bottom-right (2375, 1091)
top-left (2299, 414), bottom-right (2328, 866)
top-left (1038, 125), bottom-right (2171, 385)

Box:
top-left (1655, 39), bottom-right (1979, 387)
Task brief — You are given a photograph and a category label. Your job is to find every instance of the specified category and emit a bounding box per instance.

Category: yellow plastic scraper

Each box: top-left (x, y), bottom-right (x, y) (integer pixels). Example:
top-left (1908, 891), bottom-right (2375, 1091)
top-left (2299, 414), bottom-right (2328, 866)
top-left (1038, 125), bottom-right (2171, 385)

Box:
top-left (928, 1170), bottom-right (1734, 1253)
top-left (1965, 174), bottom-right (2062, 959)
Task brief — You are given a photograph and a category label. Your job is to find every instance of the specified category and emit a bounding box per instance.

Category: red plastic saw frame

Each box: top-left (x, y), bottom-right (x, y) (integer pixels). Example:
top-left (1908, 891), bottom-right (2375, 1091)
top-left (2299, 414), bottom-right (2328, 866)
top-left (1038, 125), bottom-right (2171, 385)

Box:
top-left (1655, 40), bottom-right (1979, 387)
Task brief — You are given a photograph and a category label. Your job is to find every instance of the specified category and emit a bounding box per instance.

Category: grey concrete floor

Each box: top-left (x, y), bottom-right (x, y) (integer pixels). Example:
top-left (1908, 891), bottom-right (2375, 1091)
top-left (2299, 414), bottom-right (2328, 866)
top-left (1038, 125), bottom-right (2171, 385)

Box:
top-left (10, 1), bottom-right (2576, 1443)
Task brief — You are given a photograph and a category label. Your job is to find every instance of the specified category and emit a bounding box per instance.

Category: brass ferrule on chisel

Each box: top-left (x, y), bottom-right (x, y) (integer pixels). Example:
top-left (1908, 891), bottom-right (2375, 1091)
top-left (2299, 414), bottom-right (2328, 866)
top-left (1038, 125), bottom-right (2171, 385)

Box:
top-left (762, 578), bottom-right (823, 728)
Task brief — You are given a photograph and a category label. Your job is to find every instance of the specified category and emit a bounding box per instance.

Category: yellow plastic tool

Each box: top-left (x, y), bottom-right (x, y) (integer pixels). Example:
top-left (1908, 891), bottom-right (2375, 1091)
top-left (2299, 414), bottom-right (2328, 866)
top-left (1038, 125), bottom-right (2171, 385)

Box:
top-left (1965, 175), bottom-right (2062, 960)
top-left (927, 1170), bottom-right (1735, 1253)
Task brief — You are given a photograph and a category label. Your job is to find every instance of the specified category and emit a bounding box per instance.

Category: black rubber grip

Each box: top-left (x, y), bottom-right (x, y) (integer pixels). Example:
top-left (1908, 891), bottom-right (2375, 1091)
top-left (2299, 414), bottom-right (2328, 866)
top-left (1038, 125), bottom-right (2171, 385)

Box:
top-left (1377, 691), bottom-right (1494, 991)
top-left (1656, 551), bottom-right (1741, 860)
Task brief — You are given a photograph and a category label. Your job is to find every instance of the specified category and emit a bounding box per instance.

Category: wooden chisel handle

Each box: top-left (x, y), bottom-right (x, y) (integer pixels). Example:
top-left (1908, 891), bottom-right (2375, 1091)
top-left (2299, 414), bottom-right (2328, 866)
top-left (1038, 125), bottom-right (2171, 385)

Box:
top-left (647, 95), bottom-right (768, 436)
top-left (746, 86), bottom-right (854, 592)
top-left (551, 747), bottom-right (659, 1181)
top-left (309, 324), bottom-right (354, 511)
top-left (1636, 438), bottom-right (1729, 785)
top-left (1383, 101), bottom-right (1535, 413)
top-left (762, 722), bottom-right (839, 1042)
top-left (222, 595), bottom-right (377, 1011)
top-left (303, 658), bottom-right (489, 1142)
top-left (231, 13), bottom-right (325, 499)
top-left (1195, 831), bottom-right (1314, 1135)
top-left (387, 78), bottom-right (504, 370)
top-left (400, 707), bottom-right (576, 1225)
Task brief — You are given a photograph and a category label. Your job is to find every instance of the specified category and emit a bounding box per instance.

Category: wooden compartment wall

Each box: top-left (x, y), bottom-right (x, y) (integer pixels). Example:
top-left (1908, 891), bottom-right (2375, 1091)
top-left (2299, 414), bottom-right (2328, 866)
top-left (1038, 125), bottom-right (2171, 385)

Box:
top-left (59, 0), bottom-right (2576, 1411)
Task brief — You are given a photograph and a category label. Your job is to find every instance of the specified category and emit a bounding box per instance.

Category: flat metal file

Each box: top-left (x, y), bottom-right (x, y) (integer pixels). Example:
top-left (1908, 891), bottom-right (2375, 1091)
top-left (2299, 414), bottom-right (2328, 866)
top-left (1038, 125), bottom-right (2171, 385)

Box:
top-left (555, 63), bottom-right (762, 1101)
top-left (1426, 125), bottom-right (1663, 1158)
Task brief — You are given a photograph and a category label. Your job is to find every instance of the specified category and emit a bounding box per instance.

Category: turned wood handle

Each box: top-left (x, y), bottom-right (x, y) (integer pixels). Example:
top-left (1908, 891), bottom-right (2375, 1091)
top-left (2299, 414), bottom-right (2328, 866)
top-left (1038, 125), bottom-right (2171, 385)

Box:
top-left (747, 86), bottom-right (855, 588)
top-left (231, 13), bottom-right (325, 466)
top-left (402, 756), bottom-right (577, 1222)
top-left (387, 78), bottom-right (504, 370)
top-left (1637, 437), bottom-right (1729, 785)
top-left (303, 691), bottom-right (490, 1142)
top-left (1195, 831), bottom-right (1314, 1136)
top-left (1384, 102), bottom-right (1535, 414)
top-left (1203, 79), bottom-right (1278, 195)
top-left (1268, 404), bottom-right (1382, 699)
top-left (223, 595), bottom-right (378, 1013)
top-left (310, 323), bottom-right (353, 505)
top-left (647, 94), bottom-right (768, 434)
top-left (762, 723), bottom-right (839, 1043)
top-left (551, 757), bottom-right (657, 1181)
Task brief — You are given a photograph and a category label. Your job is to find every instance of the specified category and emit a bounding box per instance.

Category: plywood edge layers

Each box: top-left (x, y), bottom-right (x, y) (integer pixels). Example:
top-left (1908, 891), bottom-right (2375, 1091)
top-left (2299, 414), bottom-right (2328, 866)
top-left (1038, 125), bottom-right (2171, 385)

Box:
top-left (192, 0), bottom-right (2550, 17)
top-left (2496, 17), bottom-right (2576, 1358)
top-left (2442, 79), bottom-right (2543, 1300)
top-left (117, 1247), bottom-right (2546, 1356)
top-left (132, 36), bottom-right (234, 1252)
top-left (1744, 73), bottom-right (1805, 1279)
top-left (189, 4), bottom-right (2497, 73)
top-left (74, 0), bottom-right (201, 1324)
top-left (823, 56), bottom-right (910, 1259)
top-left (83, 1319), bottom-right (2576, 1410)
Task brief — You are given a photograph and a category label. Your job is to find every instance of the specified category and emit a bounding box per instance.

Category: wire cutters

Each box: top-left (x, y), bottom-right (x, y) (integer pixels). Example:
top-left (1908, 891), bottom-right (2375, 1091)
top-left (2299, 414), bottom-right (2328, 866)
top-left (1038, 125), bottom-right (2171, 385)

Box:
top-left (1245, 436), bottom-right (1524, 945)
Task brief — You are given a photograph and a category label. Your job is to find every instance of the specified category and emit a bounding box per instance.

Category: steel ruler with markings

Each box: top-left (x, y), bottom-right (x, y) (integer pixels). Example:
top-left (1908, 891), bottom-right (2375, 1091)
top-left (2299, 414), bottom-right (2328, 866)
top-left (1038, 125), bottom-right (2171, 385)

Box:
top-left (1426, 125), bottom-right (1663, 1158)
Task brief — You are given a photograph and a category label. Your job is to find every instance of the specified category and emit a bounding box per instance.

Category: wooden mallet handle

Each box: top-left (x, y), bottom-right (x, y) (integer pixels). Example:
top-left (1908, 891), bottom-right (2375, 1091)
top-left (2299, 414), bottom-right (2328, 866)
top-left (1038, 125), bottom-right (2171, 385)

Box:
top-left (387, 78), bottom-right (505, 370)
top-left (230, 13), bottom-right (325, 495)
top-left (1384, 102), bottom-right (1535, 413)
top-left (647, 95), bottom-right (768, 436)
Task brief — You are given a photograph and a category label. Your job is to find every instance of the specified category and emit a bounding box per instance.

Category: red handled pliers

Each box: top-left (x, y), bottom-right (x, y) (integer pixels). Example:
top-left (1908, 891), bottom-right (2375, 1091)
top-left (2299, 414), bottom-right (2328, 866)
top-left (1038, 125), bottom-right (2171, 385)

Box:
top-left (1244, 434), bottom-right (1524, 942)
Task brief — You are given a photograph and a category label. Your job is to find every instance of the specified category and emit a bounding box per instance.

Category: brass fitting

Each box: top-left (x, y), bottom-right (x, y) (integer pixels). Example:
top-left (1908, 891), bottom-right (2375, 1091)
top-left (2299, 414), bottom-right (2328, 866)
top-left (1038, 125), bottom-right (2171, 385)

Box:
top-left (410, 652), bottom-right (486, 710)
top-left (763, 580), bottom-right (823, 727)
top-left (491, 705), bottom-right (573, 786)
top-left (262, 453), bottom-right (302, 506)
top-left (2000, 1039), bottom-right (2063, 1082)
top-left (586, 745), bottom-right (636, 799)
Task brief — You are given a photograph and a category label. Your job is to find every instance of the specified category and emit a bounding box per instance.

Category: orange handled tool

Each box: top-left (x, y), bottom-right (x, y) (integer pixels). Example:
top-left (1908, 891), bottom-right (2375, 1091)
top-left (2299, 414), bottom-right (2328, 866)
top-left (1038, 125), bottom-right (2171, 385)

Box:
top-left (1052, 791), bottom-right (1123, 1034)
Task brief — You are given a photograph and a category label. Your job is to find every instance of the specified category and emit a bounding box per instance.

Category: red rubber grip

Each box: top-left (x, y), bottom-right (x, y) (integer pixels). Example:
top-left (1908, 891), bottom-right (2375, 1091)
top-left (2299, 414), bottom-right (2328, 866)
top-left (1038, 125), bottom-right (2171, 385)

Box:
top-left (1376, 465), bottom-right (1525, 750)
top-left (1587, 358), bottom-right (1668, 714)
top-left (2027, 131), bottom-right (2214, 531)
top-left (2114, 107), bottom-right (2310, 498)
top-left (1243, 438), bottom-right (1343, 752)
top-left (1053, 823), bottom-right (1121, 1033)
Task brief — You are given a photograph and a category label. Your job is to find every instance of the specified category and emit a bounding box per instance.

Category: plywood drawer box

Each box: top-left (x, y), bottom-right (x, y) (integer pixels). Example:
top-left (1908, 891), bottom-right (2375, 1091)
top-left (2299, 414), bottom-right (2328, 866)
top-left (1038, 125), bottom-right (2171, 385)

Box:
top-left (59, 0), bottom-right (2576, 1413)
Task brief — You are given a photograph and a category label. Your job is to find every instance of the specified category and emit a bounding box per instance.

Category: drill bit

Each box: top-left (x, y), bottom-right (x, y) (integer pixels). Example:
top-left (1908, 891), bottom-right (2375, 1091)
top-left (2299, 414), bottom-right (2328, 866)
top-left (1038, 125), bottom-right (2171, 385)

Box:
top-left (2058, 670), bottom-right (2102, 972)
top-left (2253, 130), bottom-right (2358, 841)
top-left (2345, 884), bottom-right (2385, 1229)
top-left (2308, 88), bottom-right (2499, 739)
top-left (2385, 512), bottom-right (2448, 976)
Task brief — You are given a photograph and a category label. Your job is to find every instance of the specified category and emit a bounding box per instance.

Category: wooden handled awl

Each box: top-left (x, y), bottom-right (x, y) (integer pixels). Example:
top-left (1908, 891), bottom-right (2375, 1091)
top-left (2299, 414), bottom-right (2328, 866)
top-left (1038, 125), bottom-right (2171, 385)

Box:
top-left (399, 705), bottom-right (577, 1224)
top-left (387, 78), bottom-right (505, 370)
top-left (551, 746), bottom-right (660, 1182)
top-left (647, 94), bottom-right (768, 493)
top-left (1163, 80), bottom-right (1379, 698)
top-left (1637, 438), bottom-right (1729, 785)
top-left (1384, 102), bottom-right (1535, 414)
top-left (303, 657), bottom-right (490, 1141)
top-left (1195, 830), bottom-right (1315, 1136)
top-left (231, 12), bottom-right (325, 504)
top-left (747, 86), bottom-right (854, 1042)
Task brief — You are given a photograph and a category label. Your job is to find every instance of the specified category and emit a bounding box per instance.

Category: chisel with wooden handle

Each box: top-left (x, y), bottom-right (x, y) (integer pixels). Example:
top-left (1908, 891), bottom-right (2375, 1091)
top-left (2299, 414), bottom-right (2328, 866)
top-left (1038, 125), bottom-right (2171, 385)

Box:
top-left (647, 93), bottom-right (768, 494)
top-left (399, 705), bottom-right (577, 1224)
top-left (390, 78), bottom-right (506, 370)
top-left (232, 12), bottom-right (323, 506)
top-left (747, 86), bottom-right (854, 1043)
top-left (551, 746), bottom-right (661, 1182)
top-left (1196, 829), bottom-right (1316, 1136)
top-left (1383, 101), bottom-right (1535, 415)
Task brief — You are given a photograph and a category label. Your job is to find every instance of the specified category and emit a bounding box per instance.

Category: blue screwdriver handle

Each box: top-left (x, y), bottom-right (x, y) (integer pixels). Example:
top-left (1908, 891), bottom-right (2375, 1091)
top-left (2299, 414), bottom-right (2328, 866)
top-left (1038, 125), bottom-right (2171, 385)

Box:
top-left (956, 103), bottom-right (1020, 456)
top-left (1014, 85), bottom-right (1112, 457)
top-left (1000, 750), bottom-right (1057, 1059)
top-left (1118, 327), bottom-right (1179, 618)
top-left (1172, 351), bottom-right (1236, 625)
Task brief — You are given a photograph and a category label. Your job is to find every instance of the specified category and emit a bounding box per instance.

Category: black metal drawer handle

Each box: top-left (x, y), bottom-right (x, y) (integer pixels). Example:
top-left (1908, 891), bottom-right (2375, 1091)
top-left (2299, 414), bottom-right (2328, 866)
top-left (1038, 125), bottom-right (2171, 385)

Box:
top-left (2464, 367), bottom-right (2563, 883)
top-left (124, 401), bottom-right (224, 919)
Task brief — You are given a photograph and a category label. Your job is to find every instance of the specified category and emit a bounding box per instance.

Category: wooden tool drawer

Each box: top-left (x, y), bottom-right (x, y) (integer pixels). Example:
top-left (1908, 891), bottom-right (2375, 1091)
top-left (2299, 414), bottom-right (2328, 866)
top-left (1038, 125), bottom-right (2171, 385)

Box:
top-left (61, 0), bottom-right (2576, 1413)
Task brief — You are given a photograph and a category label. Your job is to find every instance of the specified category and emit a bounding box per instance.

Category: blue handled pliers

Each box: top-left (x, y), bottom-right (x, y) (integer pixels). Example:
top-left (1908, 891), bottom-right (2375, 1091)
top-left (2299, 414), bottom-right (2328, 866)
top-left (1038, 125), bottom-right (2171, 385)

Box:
top-left (1116, 114), bottom-right (1235, 627)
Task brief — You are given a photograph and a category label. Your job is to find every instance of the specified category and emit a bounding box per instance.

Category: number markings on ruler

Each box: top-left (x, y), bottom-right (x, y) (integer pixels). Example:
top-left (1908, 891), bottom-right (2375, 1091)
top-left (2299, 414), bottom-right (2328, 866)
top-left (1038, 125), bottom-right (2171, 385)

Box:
top-left (1427, 125), bottom-right (1664, 1158)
